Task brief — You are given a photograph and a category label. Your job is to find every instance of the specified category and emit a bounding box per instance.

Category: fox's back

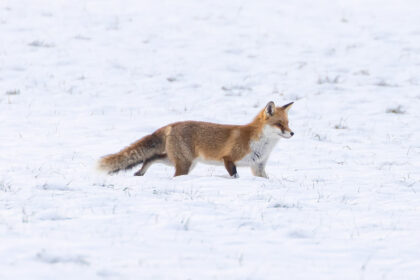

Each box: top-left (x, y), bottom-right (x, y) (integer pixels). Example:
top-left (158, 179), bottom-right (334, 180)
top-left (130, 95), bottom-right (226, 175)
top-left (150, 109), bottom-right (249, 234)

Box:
top-left (166, 121), bottom-right (253, 161)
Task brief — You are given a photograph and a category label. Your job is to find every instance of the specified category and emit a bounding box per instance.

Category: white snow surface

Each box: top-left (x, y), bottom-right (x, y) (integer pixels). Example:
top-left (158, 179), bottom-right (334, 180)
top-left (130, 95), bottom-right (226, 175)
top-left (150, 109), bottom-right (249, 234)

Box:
top-left (1, 0), bottom-right (420, 279)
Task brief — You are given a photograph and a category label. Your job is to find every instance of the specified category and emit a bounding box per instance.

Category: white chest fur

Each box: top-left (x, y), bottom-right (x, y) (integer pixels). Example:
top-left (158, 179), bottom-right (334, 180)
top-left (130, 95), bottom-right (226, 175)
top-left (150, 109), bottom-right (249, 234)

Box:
top-left (238, 125), bottom-right (279, 166)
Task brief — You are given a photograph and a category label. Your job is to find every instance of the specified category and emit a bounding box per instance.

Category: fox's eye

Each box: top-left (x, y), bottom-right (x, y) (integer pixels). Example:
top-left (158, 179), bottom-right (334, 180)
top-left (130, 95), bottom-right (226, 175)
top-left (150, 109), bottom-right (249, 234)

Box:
top-left (275, 123), bottom-right (285, 133)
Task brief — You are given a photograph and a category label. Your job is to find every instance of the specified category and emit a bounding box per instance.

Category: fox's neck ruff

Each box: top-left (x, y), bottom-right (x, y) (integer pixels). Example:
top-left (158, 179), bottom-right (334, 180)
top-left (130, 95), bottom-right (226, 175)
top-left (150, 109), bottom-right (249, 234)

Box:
top-left (246, 110), bottom-right (269, 139)
top-left (237, 125), bottom-right (279, 166)
top-left (253, 125), bottom-right (280, 155)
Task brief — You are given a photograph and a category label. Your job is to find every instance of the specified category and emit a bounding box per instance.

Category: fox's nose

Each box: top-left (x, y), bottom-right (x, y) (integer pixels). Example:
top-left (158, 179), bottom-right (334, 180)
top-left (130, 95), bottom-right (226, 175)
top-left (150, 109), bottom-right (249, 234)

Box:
top-left (290, 132), bottom-right (294, 136)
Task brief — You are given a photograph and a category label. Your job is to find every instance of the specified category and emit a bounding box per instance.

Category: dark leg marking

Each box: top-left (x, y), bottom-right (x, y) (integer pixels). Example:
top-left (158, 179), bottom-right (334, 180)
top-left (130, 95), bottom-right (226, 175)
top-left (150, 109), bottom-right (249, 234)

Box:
top-left (223, 158), bottom-right (238, 177)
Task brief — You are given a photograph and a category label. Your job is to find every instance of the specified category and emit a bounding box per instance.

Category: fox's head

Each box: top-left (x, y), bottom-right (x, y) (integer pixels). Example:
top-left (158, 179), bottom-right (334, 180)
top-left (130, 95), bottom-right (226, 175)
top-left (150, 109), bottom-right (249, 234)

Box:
top-left (262, 101), bottom-right (294, 139)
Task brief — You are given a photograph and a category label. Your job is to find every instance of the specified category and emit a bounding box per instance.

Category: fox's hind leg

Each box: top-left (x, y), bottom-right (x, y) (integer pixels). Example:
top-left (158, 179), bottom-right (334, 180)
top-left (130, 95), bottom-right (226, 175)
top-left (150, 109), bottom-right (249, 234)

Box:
top-left (134, 154), bottom-right (168, 176)
top-left (174, 160), bottom-right (192, 176)
top-left (166, 136), bottom-right (194, 177)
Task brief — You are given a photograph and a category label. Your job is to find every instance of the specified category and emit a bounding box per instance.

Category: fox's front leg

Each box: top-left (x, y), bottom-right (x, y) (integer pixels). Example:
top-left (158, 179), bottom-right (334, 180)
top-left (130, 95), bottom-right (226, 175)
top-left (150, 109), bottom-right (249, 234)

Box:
top-left (251, 163), bottom-right (268, 178)
top-left (223, 158), bottom-right (239, 178)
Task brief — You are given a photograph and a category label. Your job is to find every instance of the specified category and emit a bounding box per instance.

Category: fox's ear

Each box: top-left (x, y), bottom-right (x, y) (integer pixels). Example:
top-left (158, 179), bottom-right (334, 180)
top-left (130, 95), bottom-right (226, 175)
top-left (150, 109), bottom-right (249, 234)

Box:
top-left (281, 102), bottom-right (294, 113)
top-left (265, 101), bottom-right (276, 117)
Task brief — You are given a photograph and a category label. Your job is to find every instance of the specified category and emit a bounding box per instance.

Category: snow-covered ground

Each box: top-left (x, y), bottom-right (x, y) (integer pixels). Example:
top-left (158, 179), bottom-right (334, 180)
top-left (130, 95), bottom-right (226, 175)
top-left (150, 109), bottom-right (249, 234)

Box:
top-left (1, 0), bottom-right (420, 279)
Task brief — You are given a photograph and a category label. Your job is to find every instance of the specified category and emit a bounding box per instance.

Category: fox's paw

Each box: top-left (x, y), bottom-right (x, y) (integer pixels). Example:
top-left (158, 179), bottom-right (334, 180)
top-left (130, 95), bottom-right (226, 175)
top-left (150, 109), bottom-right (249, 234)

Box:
top-left (232, 173), bottom-right (239, 179)
top-left (134, 170), bottom-right (145, 176)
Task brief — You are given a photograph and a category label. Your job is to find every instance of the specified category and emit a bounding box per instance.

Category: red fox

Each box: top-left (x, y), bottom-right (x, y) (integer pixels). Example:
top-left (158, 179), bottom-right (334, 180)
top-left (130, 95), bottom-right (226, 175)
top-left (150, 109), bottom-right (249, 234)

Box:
top-left (98, 101), bottom-right (294, 178)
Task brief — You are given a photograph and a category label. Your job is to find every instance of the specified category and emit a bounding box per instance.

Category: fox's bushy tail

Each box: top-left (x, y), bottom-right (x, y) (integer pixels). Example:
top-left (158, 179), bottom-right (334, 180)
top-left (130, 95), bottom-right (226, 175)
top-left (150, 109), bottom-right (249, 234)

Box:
top-left (97, 132), bottom-right (165, 174)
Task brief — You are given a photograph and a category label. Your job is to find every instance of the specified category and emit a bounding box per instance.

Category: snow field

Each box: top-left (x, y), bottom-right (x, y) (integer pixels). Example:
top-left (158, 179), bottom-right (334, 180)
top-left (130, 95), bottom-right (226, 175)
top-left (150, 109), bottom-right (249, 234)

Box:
top-left (1, 0), bottom-right (420, 279)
